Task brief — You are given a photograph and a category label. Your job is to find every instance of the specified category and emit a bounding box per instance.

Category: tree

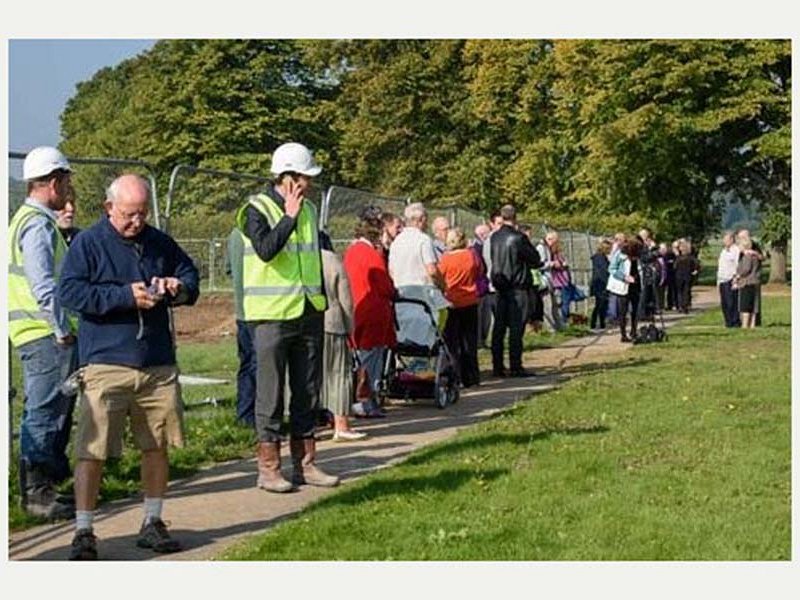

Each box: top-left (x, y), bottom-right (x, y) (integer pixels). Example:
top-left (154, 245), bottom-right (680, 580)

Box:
top-left (60, 39), bottom-right (337, 235)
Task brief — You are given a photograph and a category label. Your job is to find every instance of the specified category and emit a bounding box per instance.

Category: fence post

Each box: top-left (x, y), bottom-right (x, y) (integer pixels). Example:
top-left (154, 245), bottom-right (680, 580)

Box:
top-left (208, 239), bottom-right (216, 292)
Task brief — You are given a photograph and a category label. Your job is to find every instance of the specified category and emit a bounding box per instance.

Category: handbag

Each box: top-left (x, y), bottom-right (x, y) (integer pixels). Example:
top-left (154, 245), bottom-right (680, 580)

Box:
top-left (606, 258), bottom-right (630, 295)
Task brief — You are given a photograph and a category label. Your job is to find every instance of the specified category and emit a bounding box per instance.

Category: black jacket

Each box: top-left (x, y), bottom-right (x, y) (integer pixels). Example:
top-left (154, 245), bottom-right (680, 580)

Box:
top-left (489, 224), bottom-right (542, 292)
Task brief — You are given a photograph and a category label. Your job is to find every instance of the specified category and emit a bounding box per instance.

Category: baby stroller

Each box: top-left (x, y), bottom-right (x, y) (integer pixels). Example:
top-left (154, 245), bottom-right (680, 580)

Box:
top-left (381, 297), bottom-right (460, 409)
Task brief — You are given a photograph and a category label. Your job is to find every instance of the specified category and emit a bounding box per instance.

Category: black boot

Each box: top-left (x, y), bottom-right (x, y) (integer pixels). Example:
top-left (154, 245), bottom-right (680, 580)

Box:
top-left (23, 464), bottom-right (75, 521)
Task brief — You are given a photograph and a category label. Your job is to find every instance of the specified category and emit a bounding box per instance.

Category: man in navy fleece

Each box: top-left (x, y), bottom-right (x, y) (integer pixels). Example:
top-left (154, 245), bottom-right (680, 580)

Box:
top-left (57, 174), bottom-right (199, 560)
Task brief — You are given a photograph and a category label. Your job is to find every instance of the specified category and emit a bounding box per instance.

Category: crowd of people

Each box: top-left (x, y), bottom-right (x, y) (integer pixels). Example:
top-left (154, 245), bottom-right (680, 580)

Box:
top-left (9, 142), bottom-right (767, 561)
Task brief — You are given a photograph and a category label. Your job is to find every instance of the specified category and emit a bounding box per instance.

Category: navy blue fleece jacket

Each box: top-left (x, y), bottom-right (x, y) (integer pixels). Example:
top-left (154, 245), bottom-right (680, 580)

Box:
top-left (57, 216), bottom-right (200, 368)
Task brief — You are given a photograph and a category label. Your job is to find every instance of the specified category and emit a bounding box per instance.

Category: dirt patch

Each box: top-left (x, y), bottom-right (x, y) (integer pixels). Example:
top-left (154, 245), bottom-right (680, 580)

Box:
top-left (173, 293), bottom-right (236, 343)
top-left (761, 283), bottom-right (791, 297)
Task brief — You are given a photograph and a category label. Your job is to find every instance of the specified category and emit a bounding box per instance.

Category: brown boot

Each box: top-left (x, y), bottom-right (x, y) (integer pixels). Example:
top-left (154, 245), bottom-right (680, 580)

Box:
top-left (256, 442), bottom-right (293, 493)
top-left (290, 438), bottom-right (340, 488)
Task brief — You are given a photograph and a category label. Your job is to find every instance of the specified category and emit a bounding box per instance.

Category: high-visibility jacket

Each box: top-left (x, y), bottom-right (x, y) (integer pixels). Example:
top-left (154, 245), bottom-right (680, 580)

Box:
top-left (7, 203), bottom-right (77, 347)
top-left (236, 193), bottom-right (327, 320)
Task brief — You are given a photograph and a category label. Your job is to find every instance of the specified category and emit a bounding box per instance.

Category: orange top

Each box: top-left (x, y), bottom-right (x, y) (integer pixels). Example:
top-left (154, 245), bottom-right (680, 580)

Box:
top-left (439, 248), bottom-right (480, 308)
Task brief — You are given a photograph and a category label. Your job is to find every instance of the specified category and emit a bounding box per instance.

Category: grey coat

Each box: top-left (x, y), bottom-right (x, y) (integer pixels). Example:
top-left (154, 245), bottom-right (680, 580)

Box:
top-left (321, 249), bottom-right (354, 336)
top-left (736, 252), bottom-right (761, 287)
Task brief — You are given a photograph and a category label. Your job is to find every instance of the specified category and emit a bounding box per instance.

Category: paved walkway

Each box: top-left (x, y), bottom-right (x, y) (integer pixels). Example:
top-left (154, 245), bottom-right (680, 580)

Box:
top-left (8, 287), bottom-right (719, 561)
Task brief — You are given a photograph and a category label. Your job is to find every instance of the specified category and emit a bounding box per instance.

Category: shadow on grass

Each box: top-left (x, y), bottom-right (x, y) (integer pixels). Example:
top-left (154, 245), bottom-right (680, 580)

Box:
top-left (403, 426), bottom-right (609, 467)
top-left (312, 467), bottom-right (509, 511)
top-left (535, 357), bottom-right (662, 377)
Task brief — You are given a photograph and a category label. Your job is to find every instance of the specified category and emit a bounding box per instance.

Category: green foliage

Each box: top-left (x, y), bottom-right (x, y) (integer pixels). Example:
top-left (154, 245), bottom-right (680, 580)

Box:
top-left (60, 39), bottom-right (790, 244)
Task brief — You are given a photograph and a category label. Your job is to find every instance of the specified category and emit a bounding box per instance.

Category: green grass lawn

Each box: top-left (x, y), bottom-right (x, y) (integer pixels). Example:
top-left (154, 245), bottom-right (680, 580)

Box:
top-left (223, 293), bottom-right (791, 561)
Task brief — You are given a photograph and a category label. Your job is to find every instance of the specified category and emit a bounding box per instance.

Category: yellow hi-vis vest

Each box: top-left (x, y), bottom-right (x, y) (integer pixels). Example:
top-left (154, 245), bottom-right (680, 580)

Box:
top-left (7, 203), bottom-right (76, 347)
top-left (236, 193), bottom-right (327, 320)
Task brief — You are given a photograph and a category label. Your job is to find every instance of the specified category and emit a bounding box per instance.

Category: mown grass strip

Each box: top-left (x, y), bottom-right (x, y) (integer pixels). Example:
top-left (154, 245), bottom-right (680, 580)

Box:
top-left (223, 294), bottom-right (790, 561)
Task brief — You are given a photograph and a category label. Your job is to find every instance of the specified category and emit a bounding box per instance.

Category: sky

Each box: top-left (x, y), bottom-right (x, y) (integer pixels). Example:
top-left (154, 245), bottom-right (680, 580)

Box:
top-left (8, 39), bottom-right (156, 177)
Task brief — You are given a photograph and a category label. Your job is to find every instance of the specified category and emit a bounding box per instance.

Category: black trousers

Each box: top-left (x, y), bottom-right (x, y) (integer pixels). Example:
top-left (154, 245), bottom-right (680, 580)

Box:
top-left (590, 292), bottom-right (608, 329)
top-left (235, 320), bottom-right (257, 426)
top-left (676, 277), bottom-right (692, 312)
top-left (254, 310), bottom-right (323, 442)
top-left (477, 292), bottom-right (496, 348)
top-left (616, 288), bottom-right (640, 338)
top-left (443, 304), bottom-right (481, 388)
top-left (719, 281), bottom-right (741, 327)
top-left (492, 289), bottom-right (530, 372)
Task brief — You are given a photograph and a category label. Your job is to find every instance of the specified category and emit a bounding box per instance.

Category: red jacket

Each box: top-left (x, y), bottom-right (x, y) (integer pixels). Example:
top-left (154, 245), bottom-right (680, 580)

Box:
top-left (342, 239), bottom-right (397, 350)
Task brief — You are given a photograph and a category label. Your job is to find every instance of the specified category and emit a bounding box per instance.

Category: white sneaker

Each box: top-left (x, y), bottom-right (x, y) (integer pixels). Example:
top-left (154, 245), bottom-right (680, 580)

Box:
top-left (333, 430), bottom-right (368, 442)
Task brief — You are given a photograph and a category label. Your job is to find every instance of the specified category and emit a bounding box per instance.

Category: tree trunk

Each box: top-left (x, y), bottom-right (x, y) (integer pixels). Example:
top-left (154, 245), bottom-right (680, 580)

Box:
top-left (768, 242), bottom-right (788, 284)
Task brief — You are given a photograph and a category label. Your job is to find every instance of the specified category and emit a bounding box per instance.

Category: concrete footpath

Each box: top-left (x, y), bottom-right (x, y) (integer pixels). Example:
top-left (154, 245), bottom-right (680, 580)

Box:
top-left (8, 287), bottom-right (718, 561)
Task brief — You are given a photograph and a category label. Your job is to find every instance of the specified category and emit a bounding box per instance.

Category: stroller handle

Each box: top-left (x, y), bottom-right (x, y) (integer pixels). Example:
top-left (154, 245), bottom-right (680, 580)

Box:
top-left (393, 296), bottom-right (439, 330)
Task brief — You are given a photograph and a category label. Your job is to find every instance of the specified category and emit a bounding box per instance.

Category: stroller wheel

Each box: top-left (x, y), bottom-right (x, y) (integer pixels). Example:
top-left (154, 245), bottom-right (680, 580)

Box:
top-left (435, 380), bottom-right (449, 409)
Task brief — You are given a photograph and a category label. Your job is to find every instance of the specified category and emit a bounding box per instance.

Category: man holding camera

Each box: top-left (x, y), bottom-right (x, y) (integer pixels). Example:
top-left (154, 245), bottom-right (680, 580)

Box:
top-left (57, 174), bottom-right (199, 560)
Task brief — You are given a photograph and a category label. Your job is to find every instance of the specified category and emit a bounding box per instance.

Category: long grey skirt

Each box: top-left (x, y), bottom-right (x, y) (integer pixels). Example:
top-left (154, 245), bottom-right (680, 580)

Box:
top-left (321, 332), bottom-right (353, 416)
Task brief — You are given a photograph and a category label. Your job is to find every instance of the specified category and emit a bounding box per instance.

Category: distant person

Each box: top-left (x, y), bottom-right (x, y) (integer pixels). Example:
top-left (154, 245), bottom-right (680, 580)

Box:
top-left (343, 206), bottom-right (397, 418)
top-left (58, 174), bottom-right (200, 560)
top-left (479, 211), bottom-right (503, 347)
top-left (431, 215), bottom-right (450, 261)
top-left (56, 189), bottom-right (81, 246)
top-left (381, 211), bottom-right (403, 264)
top-left (9, 146), bottom-right (79, 521)
top-left (590, 239), bottom-right (612, 330)
top-left (736, 228), bottom-right (765, 326)
top-left (489, 204), bottom-right (542, 377)
top-left (439, 227), bottom-right (481, 388)
top-left (733, 230), bottom-right (762, 329)
top-left (389, 202), bottom-right (442, 289)
top-left (519, 225), bottom-right (545, 333)
top-left (667, 240), bottom-right (681, 310)
top-left (637, 227), bottom-right (658, 319)
top-left (470, 223), bottom-right (492, 345)
top-left (716, 232), bottom-right (741, 328)
top-left (226, 227), bottom-right (256, 427)
top-left (536, 231), bottom-right (565, 332)
top-left (655, 243), bottom-right (669, 312)
top-left (320, 248), bottom-right (366, 440)
top-left (674, 239), bottom-right (700, 314)
top-left (607, 238), bottom-right (641, 342)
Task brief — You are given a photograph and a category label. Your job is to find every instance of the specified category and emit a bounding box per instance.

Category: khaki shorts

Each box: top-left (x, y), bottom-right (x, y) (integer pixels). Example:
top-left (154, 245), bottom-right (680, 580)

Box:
top-left (75, 364), bottom-right (185, 460)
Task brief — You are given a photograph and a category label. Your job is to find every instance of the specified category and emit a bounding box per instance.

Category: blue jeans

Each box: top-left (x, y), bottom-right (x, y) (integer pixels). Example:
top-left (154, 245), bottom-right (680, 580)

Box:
top-left (17, 335), bottom-right (78, 483)
top-left (355, 347), bottom-right (386, 395)
top-left (236, 320), bottom-right (257, 426)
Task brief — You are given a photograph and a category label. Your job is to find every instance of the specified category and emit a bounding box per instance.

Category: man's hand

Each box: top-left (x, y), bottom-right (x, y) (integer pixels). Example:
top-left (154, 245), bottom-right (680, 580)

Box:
top-left (132, 282), bottom-right (158, 309)
top-left (283, 178), bottom-right (304, 218)
top-left (151, 276), bottom-right (182, 297)
top-left (56, 334), bottom-right (76, 346)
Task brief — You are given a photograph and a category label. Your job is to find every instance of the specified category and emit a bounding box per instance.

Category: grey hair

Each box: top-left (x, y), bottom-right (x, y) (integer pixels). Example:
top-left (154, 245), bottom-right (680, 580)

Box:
top-left (404, 202), bottom-right (427, 224)
top-left (106, 174), bottom-right (151, 203)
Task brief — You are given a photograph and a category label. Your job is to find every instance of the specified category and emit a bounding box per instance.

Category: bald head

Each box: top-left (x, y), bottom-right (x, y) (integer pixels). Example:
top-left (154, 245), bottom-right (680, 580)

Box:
top-left (105, 174), bottom-right (151, 238)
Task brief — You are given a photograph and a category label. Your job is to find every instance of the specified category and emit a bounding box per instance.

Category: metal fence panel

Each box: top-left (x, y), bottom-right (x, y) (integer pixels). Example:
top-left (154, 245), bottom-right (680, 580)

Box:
top-left (322, 185), bottom-right (408, 253)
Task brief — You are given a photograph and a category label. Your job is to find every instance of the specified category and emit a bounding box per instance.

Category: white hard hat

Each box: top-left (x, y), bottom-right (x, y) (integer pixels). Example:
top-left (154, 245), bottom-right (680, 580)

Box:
top-left (23, 146), bottom-right (72, 181)
top-left (270, 142), bottom-right (322, 177)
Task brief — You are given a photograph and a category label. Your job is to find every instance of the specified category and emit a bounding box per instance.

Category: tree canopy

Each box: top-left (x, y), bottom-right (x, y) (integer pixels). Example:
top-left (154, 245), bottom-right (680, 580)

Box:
top-left (60, 38), bottom-right (790, 255)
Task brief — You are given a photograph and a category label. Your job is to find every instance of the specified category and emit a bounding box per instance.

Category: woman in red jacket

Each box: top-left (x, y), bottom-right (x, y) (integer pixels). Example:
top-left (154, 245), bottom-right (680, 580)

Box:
top-left (343, 206), bottom-right (397, 418)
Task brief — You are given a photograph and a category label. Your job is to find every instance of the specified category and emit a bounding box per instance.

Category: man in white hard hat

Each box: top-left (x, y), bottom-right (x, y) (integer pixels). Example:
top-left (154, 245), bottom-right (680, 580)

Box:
top-left (8, 146), bottom-right (79, 520)
top-left (236, 142), bottom-right (339, 494)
